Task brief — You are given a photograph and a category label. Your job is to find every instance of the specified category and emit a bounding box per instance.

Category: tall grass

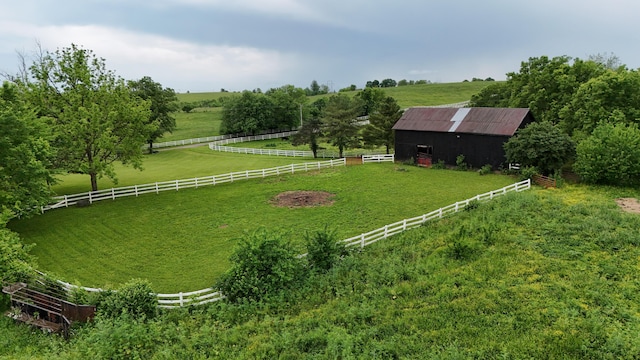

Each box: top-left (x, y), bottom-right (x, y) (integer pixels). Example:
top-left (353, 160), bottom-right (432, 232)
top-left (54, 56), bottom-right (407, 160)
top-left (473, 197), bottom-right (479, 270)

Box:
top-left (4, 184), bottom-right (640, 358)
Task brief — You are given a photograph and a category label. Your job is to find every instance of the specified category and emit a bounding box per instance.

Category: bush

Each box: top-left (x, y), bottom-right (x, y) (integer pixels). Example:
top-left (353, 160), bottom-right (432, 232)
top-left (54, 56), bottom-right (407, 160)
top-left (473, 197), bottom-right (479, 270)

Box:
top-left (519, 166), bottom-right (539, 181)
top-left (216, 230), bottom-right (304, 302)
top-left (431, 159), bottom-right (446, 169)
top-left (305, 227), bottom-right (346, 272)
top-left (455, 154), bottom-right (468, 171)
top-left (574, 122), bottom-right (640, 186)
top-left (478, 164), bottom-right (493, 175)
top-left (97, 279), bottom-right (157, 320)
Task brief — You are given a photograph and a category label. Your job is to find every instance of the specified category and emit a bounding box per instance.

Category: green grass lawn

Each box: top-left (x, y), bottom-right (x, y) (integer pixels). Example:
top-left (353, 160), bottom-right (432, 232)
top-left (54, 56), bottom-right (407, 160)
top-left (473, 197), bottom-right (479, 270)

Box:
top-left (11, 165), bottom-right (516, 292)
top-left (52, 147), bottom-right (315, 195)
top-left (224, 138), bottom-right (389, 155)
top-left (161, 108), bottom-right (222, 141)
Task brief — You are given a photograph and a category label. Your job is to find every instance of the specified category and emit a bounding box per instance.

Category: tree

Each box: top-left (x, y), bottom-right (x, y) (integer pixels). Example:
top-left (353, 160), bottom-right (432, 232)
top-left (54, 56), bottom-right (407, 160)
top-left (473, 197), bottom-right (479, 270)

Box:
top-left (220, 90), bottom-right (272, 134)
top-left (573, 122), bottom-right (640, 186)
top-left (25, 44), bottom-right (152, 192)
top-left (128, 76), bottom-right (178, 154)
top-left (0, 216), bottom-right (36, 284)
top-left (292, 117), bottom-right (323, 158)
top-left (559, 69), bottom-right (640, 137)
top-left (503, 121), bottom-right (575, 175)
top-left (362, 96), bottom-right (403, 153)
top-left (0, 81), bottom-right (53, 217)
top-left (380, 78), bottom-right (397, 88)
top-left (355, 87), bottom-right (386, 116)
top-left (471, 56), bottom-right (606, 123)
top-left (308, 79), bottom-right (320, 95)
top-left (323, 93), bottom-right (363, 157)
top-left (265, 84), bottom-right (307, 129)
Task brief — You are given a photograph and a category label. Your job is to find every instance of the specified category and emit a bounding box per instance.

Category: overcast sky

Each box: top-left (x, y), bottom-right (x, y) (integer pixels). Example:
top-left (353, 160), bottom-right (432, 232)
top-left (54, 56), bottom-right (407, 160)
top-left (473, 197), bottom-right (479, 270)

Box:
top-left (1, 0), bottom-right (638, 93)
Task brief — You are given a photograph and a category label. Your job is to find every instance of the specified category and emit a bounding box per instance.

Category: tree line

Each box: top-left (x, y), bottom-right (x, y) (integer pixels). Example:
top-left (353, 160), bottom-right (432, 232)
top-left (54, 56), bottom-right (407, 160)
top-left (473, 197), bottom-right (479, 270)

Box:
top-left (220, 86), bottom-right (403, 158)
top-left (472, 54), bottom-right (640, 186)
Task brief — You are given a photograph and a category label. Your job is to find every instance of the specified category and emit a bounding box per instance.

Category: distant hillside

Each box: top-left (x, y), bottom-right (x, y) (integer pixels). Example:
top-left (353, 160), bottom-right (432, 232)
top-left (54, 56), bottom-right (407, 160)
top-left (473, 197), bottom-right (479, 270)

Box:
top-left (176, 81), bottom-right (497, 109)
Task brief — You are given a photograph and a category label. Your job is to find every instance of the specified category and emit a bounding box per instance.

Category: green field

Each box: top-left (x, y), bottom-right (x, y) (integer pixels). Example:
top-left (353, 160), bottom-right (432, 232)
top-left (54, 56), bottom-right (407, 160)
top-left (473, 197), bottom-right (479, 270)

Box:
top-left (51, 147), bottom-right (315, 195)
top-left (10, 165), bottom-right (516, 292)
top-left (167, 82), bottom-right (495, 142)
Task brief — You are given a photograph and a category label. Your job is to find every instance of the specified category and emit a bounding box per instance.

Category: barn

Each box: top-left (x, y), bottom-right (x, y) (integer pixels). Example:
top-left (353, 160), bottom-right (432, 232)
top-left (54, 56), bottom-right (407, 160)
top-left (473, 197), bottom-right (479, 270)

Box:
top-left (393, 107), bottom-right (535, 169)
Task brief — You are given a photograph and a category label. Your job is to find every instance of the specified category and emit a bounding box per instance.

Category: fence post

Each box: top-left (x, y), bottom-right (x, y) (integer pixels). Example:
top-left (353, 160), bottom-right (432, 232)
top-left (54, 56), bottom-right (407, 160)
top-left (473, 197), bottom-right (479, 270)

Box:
top-left (438, 208), bottom-right (443, 218)
top-left (65, 195), bottom-right (69, 208)
top-left (403, 219), bottom-right (407, 231)
top-left (361, 234), bottom-right (365, 248)
top-left (195, 177), bottom-right (199, 188)
top-left (175, 180), bottom-right (179, 191)
top-left (89, 192), bottom-right (93, 204)
top-left (135, 185), bottom-right (139, 197)
top-left (179, 292), bottom-right (183, 307)
top-left (155, 183), bottom-right (159, 194)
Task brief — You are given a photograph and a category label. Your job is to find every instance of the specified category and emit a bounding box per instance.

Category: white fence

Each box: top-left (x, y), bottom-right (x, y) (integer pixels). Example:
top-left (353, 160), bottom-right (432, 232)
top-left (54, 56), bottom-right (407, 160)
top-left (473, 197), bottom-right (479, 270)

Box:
top-left (147, 128), bottom-right (297, 150)
top-left (362, 154), bottom-right (395, 163)
top-left (42, 159), bottom-right (346, 212)
top-left (154, 178), bottom-right (531, 308)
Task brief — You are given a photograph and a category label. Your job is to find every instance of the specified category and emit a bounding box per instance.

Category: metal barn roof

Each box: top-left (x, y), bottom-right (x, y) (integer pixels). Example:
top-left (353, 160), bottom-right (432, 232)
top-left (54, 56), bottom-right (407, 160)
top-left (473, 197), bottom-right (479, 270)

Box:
top-left (392, 107), bottom-right (532, 136)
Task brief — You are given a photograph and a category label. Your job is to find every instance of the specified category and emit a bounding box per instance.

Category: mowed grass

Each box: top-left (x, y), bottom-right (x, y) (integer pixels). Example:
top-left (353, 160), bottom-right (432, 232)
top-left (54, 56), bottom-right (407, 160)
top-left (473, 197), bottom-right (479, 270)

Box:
top-left (10, 165), bottom-right (516, 293)
top-left (52, 147), bottom-right (315, 195)
top-left (162, 108), bottom-right (222, 141)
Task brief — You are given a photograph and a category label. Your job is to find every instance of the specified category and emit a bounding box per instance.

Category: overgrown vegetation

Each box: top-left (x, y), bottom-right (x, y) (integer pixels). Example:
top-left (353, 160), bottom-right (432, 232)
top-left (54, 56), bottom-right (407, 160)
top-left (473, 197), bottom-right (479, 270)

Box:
top-left (3, 186), bottom-right (640, 358)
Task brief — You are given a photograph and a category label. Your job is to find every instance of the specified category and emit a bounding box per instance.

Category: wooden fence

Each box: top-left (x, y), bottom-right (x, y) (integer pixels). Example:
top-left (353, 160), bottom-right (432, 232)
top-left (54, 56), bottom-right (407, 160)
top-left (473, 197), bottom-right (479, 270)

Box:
top-left (41, 159), bottom-right (346, 212)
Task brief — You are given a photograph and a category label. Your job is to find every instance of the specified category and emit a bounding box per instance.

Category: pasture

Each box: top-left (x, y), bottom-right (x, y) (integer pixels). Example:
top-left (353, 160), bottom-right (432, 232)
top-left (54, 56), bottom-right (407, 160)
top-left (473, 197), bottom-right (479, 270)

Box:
top-left (162, 109), bottom-right (222, 141)
top-left (10, 164), bottom-right (515, 293)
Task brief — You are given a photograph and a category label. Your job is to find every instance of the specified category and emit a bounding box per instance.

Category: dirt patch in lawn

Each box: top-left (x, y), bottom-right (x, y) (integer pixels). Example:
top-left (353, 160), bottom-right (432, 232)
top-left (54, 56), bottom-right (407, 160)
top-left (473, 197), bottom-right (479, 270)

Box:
top-left (615, 198), bottom-right (640, 214)
top-left (271, 191), bottom-right (335, 208)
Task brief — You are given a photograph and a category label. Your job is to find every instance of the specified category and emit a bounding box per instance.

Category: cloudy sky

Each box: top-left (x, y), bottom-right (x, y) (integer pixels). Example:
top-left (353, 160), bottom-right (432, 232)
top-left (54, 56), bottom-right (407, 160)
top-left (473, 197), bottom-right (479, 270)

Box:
top-left (1, 0), bottom-right (638, 93)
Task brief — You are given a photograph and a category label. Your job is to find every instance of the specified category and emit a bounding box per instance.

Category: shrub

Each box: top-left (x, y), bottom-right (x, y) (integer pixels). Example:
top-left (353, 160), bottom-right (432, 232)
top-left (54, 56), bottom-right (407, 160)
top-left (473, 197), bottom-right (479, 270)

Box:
top-left (305, 227), bottom-right (346, 272)
top-left (519, 166), bottom-right (539, 181)
top-left (97, 279), bottom-right (157, 320)
top-left (455, 154), bottom-right (468, 171)
top-left (431, 159), bottom-right (446, 169)
top-left (216, 230), bottom-right (304, 302)
top-left (573, 122), bottom-right (640, 186)
top-left (478, 164), bottom-right (493, 175)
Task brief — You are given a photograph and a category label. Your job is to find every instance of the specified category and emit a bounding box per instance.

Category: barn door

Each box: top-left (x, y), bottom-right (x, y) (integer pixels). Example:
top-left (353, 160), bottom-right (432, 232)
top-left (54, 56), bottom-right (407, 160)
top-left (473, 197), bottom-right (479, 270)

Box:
top-left (416, 145), bottom-right (433, 167)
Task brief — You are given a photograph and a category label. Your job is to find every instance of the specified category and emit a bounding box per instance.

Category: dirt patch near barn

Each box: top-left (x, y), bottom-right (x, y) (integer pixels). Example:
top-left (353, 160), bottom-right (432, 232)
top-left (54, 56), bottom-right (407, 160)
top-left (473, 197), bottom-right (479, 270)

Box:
top-left (271, 191), bottom-right (335, 208)
top-left (615, 198), bottom-right (640, 214)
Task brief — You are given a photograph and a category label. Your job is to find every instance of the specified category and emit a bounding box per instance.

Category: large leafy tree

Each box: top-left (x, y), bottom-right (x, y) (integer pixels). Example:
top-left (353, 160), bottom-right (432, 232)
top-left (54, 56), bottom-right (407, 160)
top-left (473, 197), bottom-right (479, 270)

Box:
top-left (559, 69), bottom-right (640, 138)
top-left (128, 76), bottom-right (178, 154)
top-left (362, 96), bottom-right (403, 153)
top-left (265, 84), bottom-right (308, 129)
top-left (0, 81), bottom-right (53, 217)
top-left (26, 44), bottom-right (152, 192)
top-left (503, 121), bottom-right (575, 175)
top-left (470, 56), bottom-right (606, 123)
top-left (355, 87), bottom-right (386, 116)
top-left (573, 122), bottom-right (640, 186)
top-left (323, 93), bottom-right (363, 157)
top-left (221, 90), bottom-right (271, 134)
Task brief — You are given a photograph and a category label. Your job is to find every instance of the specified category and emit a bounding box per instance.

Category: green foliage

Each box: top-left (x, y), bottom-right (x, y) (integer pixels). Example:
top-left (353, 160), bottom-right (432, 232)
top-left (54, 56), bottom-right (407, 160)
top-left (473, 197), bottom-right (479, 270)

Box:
top-left (97, 279), bottom-right (157, 320)
top-left (216, 230), bottom-right (304, 302)
top-left (0, 218), bottom-right (35, 284)
top-left (221, 85), bottom-right (307, 134)
top-left (128, 76), bottom-right (179, 153)
top-left (362, 96), bottom-right (403, 154)
top-left (559, 69), bottom-right (640, 137)
top-left (478, 164), bottom-right (493, 175)
top-left (322, 93), bottom-right (364, 157)
top-left (25, 44), bottom-right (153, 192)
top-left (503, 121), bottom-right (575, 175)
top-left (354, 87), bottom-right (385, 115)
top-left (574, 122), bottom-right (640, 186)
top-left (0, 82), bottom-right (53, 217)
top-left (291, 117), bottom-right (323, 158)
top-left (431, 159), bottom-right (446, 169)
top-left (519, 165), bottom-right (539, 180)
top-left (455, 154), bottom-right (467, 170)
top-left (305, 227), bottom-right (346, 272)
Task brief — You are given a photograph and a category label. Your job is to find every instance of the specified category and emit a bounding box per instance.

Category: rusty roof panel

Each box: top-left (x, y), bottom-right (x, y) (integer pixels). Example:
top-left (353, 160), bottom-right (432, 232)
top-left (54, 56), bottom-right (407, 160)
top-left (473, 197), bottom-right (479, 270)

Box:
top-left (392, 107), bottom-right (532, 136)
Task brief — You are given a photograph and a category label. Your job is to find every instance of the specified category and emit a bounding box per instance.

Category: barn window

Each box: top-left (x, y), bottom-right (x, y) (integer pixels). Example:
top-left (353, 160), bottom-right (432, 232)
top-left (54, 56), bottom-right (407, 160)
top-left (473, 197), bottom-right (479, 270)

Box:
top-left (417, 145), bottom-right (433, 156)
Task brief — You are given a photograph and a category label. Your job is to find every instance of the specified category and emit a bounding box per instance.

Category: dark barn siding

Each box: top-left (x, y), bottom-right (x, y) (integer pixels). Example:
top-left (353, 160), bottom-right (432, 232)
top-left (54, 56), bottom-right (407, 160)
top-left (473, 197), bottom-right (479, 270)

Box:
top-left (395, 130), bottom-right (511, 169)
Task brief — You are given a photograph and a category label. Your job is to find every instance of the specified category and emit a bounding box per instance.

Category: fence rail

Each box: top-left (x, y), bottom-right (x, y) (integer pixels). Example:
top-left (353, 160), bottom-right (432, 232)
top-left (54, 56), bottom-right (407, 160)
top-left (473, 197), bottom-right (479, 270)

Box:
top-left (42, 159), bottom-right (346, 212)
top-left (152, 178), bottom-right (531, 308)
top-left (362, 154), bottom-right (395, 163)
top-left (147, 128), bottom-right (297, 150)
